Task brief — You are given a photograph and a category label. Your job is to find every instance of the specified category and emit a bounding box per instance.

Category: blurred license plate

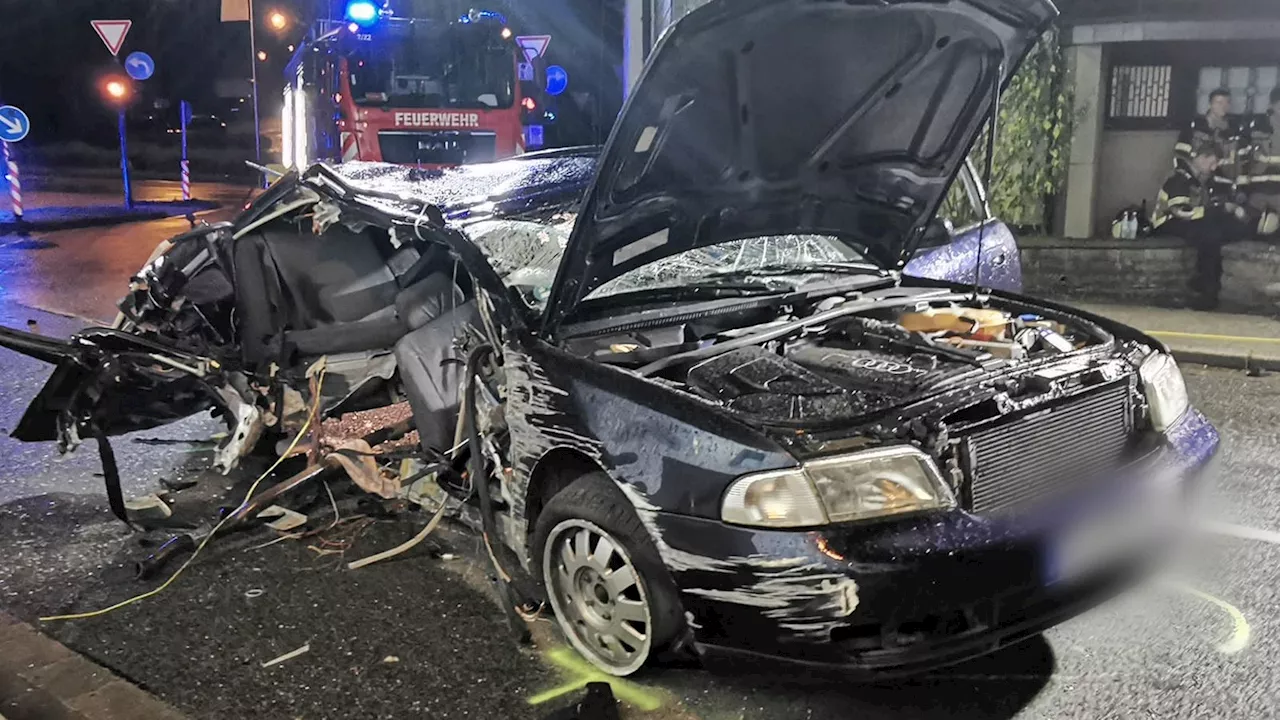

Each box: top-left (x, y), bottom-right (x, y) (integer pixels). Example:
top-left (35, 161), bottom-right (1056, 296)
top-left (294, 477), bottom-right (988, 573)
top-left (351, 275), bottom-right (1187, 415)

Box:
top-left (1045, 470), bottom-right (1181, 585)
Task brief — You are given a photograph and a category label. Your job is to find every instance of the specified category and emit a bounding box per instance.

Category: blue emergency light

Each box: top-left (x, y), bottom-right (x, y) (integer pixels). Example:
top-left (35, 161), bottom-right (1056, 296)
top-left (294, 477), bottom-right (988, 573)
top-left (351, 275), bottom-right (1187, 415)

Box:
top-left (345, 0), bottom-right (380, 26)
top-left (459, 9), bottom-right (507, 24)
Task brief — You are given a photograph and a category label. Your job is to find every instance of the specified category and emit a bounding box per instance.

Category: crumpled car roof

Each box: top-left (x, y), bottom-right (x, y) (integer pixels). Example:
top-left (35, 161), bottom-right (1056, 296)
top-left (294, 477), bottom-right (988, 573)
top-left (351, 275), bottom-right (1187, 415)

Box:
top-left (328, 151), bottom-right (598, 223)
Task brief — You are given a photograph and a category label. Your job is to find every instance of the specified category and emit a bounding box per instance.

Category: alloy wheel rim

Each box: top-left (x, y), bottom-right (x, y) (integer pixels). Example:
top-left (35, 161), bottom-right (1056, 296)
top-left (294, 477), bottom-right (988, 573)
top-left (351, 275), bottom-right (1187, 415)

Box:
top-left (543, 519), bottom-right (653, 675)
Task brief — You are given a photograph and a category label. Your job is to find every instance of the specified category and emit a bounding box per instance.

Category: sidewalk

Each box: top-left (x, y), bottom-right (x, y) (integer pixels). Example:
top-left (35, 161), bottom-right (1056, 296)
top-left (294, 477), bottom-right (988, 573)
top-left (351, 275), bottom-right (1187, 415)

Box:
top-left (1078, 303), bottom-right (1280, 371)
top-left (0, 611), bottom-right (186, 720)
top-left (0, 201), bottom-right (219, 234)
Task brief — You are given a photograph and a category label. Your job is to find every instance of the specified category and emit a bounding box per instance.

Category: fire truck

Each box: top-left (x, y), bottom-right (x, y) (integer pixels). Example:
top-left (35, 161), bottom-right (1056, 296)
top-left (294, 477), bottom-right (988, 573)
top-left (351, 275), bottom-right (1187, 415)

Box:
top-left (282, 6), bottom-right (539, 170)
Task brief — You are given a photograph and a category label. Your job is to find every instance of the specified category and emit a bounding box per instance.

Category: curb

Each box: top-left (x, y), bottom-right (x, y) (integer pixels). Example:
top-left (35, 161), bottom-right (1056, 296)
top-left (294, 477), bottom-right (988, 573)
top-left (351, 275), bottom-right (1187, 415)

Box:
top-left (0, 611), bottom-right (187, 720)
top-left (1171, 348), bottom-right (1280, 373)
top-left (0, 202), bottom-right (219, 234)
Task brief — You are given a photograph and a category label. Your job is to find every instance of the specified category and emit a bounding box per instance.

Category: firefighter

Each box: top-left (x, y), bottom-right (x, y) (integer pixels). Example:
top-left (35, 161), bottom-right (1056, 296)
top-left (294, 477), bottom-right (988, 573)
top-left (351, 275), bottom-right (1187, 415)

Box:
top-left (1154, 142), bottom-right (1252, 310)
top-left (1174, 88), bottom-right (1241, 200)
top-left (1240, 87), bottom-right (1280, 235)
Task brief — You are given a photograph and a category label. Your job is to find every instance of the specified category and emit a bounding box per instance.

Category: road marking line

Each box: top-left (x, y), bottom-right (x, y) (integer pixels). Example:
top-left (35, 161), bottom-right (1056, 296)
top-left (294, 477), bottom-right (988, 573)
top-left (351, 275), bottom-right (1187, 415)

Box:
top-left (1166, 582), bottom-right (1251, 655)
top-left (1202, 521), bottom-right (1280, 546)
top-left (527, 646), bottom-right (664, 711)
top-left (1146, 330), bottom-right (1280, 345)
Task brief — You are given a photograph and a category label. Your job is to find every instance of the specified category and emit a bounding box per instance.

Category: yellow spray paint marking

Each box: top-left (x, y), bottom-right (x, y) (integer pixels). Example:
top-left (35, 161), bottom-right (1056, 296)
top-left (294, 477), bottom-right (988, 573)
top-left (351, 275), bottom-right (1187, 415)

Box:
top-left (527, 647), bottom-right (665, 712)
top-left (1170, 583), bottom-right (1252, 655)
top-left (1146, 330), bottom-right (1280, 345)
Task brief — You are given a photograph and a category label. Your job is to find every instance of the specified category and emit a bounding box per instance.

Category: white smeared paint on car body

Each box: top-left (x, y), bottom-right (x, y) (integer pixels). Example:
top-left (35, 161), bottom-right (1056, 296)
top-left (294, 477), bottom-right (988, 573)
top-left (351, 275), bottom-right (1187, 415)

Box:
top-left (501, 347), bottom-right (607, 564)
top-left (501, 350), bottom-right (862, 640)
top-left (615, 481), bottom-right (736, 574)
top-left (685, 565), bottom-right (860, 622)
top-left (616, 483), bottom-right (860, 638)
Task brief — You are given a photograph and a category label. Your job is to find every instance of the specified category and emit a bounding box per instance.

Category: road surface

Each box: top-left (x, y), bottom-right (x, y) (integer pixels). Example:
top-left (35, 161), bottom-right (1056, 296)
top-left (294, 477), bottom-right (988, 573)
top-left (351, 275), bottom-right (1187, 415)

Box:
top-left (0, 212), bottom-right (1277, 719)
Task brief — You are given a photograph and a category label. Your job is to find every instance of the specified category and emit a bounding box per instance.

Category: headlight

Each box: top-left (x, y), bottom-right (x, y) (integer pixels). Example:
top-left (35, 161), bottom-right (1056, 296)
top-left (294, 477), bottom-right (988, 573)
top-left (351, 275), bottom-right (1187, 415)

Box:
top-left (721, 447), bottom-right (955, 528)
top-left (1140, 353), bottom-right (1189, 431)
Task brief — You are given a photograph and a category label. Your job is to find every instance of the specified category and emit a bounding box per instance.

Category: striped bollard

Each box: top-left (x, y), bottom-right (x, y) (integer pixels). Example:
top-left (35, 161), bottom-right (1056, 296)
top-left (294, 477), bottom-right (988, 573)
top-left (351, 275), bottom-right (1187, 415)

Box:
top-left (180, 159), bottom-right (191, 201)
top-left (3, 142), bottom-right (20, 220)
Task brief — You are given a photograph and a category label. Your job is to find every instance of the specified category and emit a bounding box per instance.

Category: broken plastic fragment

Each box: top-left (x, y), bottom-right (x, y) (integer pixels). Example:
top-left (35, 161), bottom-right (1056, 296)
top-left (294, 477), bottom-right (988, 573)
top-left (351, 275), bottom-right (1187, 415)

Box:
top-left (124, 493), bottom-right (172, 521)
top-left (257, 505), bottom-right (309, 532)
top-left (261, 643), bottom-right (310, 668)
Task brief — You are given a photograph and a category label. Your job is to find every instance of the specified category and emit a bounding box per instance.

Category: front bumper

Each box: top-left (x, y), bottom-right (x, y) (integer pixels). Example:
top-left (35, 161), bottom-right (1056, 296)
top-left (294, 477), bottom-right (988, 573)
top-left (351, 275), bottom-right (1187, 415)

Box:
top-left (651, 409), bottom-right (1219, 675)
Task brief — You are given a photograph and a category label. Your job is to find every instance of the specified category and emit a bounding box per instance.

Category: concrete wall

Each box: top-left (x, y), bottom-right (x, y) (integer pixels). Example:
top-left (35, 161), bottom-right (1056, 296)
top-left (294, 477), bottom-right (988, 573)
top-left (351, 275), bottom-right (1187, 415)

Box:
top-left (1020, 237), bottom-right (1197, 307)
top-left (1221, 241), bottom-right (1280, 315)
top-left (1063, 45), bottom-right (1106, 239)
top-left (1020, 236), bottom-right (1280, 315)
top-left (1095, 130), bottom-right (1179, 235)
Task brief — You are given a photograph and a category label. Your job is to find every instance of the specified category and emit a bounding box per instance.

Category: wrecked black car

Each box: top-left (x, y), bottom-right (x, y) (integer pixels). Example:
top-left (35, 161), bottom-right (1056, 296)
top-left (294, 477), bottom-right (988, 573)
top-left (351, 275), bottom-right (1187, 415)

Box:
top-left (0, 0), bottom-right (1218, 678)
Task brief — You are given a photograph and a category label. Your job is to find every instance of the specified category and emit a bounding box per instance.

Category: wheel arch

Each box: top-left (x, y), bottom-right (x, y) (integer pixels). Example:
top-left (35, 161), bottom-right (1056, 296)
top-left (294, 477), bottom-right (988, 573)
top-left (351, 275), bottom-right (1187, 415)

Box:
top-left (522, 447), bottom-right (609, 545)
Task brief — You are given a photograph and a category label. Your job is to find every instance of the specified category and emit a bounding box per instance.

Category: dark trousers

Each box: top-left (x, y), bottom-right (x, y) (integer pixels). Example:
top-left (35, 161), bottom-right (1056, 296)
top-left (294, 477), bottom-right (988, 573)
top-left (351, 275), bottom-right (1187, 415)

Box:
top-left (1159, 209), bottom-right (1251, 310)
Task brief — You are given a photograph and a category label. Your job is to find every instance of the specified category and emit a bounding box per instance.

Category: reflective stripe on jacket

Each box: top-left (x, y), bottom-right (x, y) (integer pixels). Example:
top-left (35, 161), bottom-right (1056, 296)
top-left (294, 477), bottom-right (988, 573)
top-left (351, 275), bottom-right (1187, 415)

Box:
top-left (1239, 113), bottom-right (1280, 194)
top-left (1174, 114), bottom-right (1242, 197)
top-left (1153, 167), bottom-right (1209, 227)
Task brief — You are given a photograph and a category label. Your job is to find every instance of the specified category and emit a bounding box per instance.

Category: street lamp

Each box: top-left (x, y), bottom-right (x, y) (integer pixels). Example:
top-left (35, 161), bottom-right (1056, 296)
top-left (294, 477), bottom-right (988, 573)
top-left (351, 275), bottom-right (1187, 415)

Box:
top-left (104, 79), bottom-right (129, 101)
top-left (268, 10), bottom-right (288, 31)
top-left (257, 50), bottom-right (268, 61)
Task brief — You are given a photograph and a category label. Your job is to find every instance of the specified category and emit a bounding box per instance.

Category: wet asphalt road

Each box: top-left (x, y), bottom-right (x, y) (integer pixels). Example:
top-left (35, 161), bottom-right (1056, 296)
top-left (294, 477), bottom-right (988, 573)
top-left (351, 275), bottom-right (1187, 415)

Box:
top-left (0, 215), bottom-right (1279, 719)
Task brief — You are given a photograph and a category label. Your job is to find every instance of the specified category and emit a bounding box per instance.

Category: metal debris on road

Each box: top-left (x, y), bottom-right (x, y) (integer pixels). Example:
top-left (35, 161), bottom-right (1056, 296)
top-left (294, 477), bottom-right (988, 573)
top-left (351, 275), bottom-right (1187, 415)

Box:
top-left (261, 642), bottom-right (311, 668)
top-left (258, 505), bottom-right (308, 532)
top-left (346, 499), bottom-right (448, 570)
top-left (244, 588), bottom-right (265, 599)
top-left (123, 493), bottom-right (172, 521)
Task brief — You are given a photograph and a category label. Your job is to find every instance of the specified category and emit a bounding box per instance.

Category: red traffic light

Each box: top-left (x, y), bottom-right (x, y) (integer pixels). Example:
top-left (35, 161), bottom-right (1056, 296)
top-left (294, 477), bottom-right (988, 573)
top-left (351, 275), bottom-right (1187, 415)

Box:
top-left (522, 97), bottom-right (537, 111)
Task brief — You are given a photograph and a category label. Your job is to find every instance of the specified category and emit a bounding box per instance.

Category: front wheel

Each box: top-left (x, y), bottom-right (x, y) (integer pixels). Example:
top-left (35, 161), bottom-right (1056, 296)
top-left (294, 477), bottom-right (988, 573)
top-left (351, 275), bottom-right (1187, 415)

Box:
top-left (532, 474), bottom-right (683, 676)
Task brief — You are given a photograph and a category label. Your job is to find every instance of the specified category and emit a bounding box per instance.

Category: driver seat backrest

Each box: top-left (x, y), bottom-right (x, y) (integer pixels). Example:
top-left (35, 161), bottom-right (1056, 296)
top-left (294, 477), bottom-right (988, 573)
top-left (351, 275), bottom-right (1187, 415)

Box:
top-left (233, 225), bottom-right (404, 367)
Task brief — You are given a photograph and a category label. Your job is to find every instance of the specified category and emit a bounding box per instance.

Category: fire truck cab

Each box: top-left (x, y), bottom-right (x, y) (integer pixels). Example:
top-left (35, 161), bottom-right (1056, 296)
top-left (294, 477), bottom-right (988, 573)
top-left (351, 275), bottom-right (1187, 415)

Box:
top-left (283, 9), bottom-right (532, 170)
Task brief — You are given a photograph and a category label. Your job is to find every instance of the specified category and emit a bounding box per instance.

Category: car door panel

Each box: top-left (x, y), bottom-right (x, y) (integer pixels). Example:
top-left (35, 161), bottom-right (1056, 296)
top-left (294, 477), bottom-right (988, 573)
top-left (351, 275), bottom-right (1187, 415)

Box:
top-left (904, 219), bottom-right (1023, 293)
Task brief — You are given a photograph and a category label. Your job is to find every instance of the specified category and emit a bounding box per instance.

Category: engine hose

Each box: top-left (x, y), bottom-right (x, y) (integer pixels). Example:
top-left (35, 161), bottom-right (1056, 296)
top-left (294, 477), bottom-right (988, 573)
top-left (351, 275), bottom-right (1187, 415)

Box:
top-left (464, 343), bottom-right (532, 642)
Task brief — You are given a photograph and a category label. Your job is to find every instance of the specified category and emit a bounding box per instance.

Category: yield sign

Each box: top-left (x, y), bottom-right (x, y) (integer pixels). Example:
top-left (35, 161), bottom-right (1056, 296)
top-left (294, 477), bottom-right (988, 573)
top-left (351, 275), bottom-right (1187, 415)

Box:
top-left (515, 35), bottom-right (551, 64)
top-left (92, 20), bottom-right (133, 56)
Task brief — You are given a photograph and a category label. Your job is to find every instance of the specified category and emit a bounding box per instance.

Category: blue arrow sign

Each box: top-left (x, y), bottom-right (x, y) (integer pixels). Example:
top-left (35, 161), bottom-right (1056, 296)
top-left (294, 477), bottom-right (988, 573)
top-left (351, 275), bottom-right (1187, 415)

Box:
top-left (0, 105), bottom-right (30, 143)
top-left (125, 51), bottom-right (155, 81)
top-left (545, 65), bottom-right (568, 97)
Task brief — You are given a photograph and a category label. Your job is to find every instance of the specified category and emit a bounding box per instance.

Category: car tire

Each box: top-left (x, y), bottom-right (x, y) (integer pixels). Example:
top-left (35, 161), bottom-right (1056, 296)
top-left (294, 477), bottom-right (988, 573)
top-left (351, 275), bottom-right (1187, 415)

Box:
top-left (531, 472), bottom-right (684, 676)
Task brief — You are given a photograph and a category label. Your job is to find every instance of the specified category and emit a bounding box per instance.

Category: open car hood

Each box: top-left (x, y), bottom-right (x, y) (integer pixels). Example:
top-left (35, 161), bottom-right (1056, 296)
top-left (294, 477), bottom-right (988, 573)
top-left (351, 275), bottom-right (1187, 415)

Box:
top-left (543, 0), bottom-right (1056, 329)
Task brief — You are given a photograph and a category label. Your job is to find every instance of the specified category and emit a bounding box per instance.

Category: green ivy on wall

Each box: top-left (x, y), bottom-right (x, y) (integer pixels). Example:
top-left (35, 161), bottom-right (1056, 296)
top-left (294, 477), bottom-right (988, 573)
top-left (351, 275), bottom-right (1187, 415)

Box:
top-left (943, 27), bottom-right (1079, 233)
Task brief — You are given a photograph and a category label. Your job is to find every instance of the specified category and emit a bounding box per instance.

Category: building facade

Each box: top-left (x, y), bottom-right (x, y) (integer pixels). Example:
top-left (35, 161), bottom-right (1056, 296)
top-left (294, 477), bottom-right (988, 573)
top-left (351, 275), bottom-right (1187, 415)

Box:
top-left (1061, 0), bottom-right (1280, 237)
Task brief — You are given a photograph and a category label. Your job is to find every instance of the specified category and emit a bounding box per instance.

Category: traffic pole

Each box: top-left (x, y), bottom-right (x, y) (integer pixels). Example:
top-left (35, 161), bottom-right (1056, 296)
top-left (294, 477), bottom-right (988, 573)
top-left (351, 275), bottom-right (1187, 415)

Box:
top-left (3, 141), bottom-right (21, 220)
top-left (118, 108), bottom-right (133, 209)
top-left (247, 0), bottom-right (264, 187)
top-left (180, 100), bottom-right (191, 201)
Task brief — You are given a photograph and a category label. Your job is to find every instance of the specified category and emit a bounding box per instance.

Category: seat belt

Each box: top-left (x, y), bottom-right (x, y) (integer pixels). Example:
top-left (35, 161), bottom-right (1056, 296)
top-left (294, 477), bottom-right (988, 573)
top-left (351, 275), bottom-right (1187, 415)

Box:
top-left (92, 424), bottom-right (135, 529)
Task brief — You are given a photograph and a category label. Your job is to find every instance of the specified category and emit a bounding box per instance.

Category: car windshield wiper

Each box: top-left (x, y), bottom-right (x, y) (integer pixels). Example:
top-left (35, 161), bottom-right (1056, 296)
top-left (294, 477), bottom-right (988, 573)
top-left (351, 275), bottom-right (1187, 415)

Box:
top-left (704, 261), bottom-right (887, 280)
top-left (585, 279), bottom-right (796, 308)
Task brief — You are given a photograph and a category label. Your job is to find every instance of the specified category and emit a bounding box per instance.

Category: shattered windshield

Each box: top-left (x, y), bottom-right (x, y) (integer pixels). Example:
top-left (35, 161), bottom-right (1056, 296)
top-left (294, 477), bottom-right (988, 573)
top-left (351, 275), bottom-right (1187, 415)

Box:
top-left (591, 234), bottom-right (866, 297)
top-left (465, 218), bottom-right (869, 309)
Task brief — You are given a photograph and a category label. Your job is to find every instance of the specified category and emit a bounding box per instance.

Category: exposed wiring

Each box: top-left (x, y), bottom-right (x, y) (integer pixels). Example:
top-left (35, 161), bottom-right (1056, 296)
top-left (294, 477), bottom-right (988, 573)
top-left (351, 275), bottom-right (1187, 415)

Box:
top-left (346, 498), bottom-right (449, 571)
top-left (231, 194), bottom-right (319, 240)
top-left (247, 478), bottom-right (341, 551)
top-left (40, 369), bottom-right (328, 623)
top-left (464, 344), bottom-right (532, 643)
top-left (482, 532), bottom-right (513, 583)
top-left (514, 602), bottom-right (547, 622)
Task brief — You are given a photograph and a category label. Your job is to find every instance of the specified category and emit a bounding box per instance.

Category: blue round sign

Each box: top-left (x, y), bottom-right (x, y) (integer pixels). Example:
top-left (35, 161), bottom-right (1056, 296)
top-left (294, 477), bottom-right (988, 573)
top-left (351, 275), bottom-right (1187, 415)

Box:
top-left (0, 105), bottom-right (30, 143)
top-left (545, 65), bottom-right (569, 97)
top-left (125, 51), bottom-right (155, 81)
